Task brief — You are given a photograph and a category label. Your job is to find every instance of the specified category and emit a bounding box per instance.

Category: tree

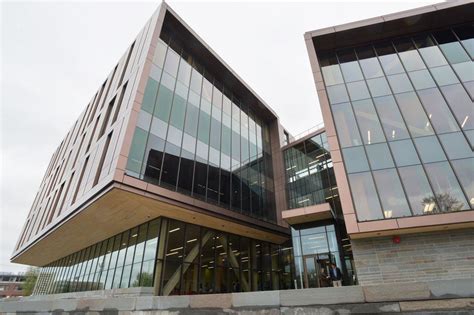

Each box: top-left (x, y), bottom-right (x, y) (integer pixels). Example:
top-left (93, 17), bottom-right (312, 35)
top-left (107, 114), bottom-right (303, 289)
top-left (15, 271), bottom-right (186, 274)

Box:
top-left (23, 267), bottom-right (39, 296)
top-left (422, 193), bottom-right (464, 213)
top-left (131, 271), bottom-right (153, 287)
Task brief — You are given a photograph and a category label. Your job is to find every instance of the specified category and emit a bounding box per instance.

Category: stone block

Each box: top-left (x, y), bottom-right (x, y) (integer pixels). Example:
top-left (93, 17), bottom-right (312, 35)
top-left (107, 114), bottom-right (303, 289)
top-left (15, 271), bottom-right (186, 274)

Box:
top-left (76, 298), bottom-right (106, 311)
top-left (232, 291), bottom-right (280, 307)
top-left (51, 298), bottom-right (79, 312)
top-left (427, 278), bottom-right (474, 298)
top-left (280, 286), bottom-right (365, 306)
top-left (135, 296), bottom-right (154, 310)
top-left (103, 297), bottom-right (136, 310)
top-left (400, 298), bottom-right (474, 312)
top-left (154, 295), bottom-right (190, 309)
top-left (0, 301), bottom-right (21, 313)
top-left (281, 302), bottom-right (400, 314)
top-left (363, 282), bottom-right (430, 302)
top-left (189, 293), bottom-right (232, 308)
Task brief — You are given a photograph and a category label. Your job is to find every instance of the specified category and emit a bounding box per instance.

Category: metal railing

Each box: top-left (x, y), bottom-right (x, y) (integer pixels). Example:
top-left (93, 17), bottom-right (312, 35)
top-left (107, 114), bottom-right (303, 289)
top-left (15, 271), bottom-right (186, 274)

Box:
top-left (286, 122), bottom-right (325, 145)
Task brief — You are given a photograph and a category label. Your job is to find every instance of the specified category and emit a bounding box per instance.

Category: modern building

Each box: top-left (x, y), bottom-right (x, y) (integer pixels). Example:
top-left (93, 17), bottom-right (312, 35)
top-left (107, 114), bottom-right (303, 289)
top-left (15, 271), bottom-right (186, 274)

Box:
top-left (0, 273), bottom-right (26, 298)
top-left (11, 1), bottom-right (473, 296)
top-left (305, 1), bottom-right (473, 285)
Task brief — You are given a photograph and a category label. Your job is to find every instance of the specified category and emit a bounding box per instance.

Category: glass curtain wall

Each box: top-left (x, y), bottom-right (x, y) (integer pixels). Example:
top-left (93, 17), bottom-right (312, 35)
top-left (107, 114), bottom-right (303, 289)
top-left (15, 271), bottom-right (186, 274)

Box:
top-left (126, 37), bottom-right (275, 222)
top-left (291, 223), bottom-right (353, 289)
top-left (319, 24), bottom-right (473, 222)
top-left (33, 217), bottom-right (294, 295)
top-left (283, 132), bottom-right (342, 216)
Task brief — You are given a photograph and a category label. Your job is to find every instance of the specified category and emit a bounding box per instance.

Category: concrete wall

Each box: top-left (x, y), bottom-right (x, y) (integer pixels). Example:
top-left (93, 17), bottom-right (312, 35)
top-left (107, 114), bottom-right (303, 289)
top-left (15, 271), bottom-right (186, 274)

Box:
top-left (1, 279), bottom-right (473, 314)
top-left (352, 228), bottom-right (474, 285)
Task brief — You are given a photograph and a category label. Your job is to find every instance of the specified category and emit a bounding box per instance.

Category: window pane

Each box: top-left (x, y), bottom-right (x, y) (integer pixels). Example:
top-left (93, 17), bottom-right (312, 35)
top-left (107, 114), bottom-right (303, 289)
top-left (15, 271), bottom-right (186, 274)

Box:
top-left (398, 50), bottom-right (426, 72)
top-left (377, 52), bottom-right (405, 75)
top-left (373, 168), bottom-right (411, 218)
top-left (418, 46), bottom-right (447, 68)
top-left (348, 172), bottom-right (383, 221)
top-left (440, 84), bottom-right (474, 131)
top-left (366, 143), bottom-right (394, 170)
top-left (430, 66), bottom-right (459, 86)
top-left (424, 161), bottom-right (469, 212)
top-left (327, 84), bottom-right (349, 104)
top-left (408, 70), bottom-right (436, 90)
top-left (360, 57), bottom-right (384, 79)
top-left (395, 92), bottom-right (434, 137)
top-left (177, 60), bottom-right (192, 86)
top-left (439, 132), bottom-right (473, 160)
top-left (417, 88), bottom-right (460, 134)
top-left (342, 146), bottom-right (370, 173)
top-left (346, 81), bottom-right (370, 101)
top-left (451, 158), bottom-right (474, 208)
top-left (331, 102), bottom-right (362, 147)
top-left (389, 139), bottom-right (420, 167)
top-left (126, 127), bottom-right (147, 175)
top-left (153, 41), bottom-right (167, 68)
top-left (352, 99), bottom-right (385, 145)
top-left (321, 65), bottom-right (344, 86)
top-left (439, 42), bottom-right (470, 64)
top-left (452, 61), bottom-right (474, 82)
top-left (163, 49), bottom-right (180, 77)
top-left (414, 136), bottom-right (447, 163)
top-left (466, 130), bottom-right (474, 148)
top-left (387, 73), bottom-right (413, 94)
top-left (398, 165), bottom-right (438, 215)
top-left (366, 77), bottom-right (391, 97)
top-left (142, 78), bottom-right (159, 114)
top-left (340, 61), bottom-right (364, 82)
top-left (373, 95), bottom-right (410, 141)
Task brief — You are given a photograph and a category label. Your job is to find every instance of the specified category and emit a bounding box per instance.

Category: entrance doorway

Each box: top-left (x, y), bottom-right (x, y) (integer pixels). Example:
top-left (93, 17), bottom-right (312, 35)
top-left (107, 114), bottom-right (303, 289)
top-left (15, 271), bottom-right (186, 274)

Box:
top-left (302, 254), bottom-right (331, 288)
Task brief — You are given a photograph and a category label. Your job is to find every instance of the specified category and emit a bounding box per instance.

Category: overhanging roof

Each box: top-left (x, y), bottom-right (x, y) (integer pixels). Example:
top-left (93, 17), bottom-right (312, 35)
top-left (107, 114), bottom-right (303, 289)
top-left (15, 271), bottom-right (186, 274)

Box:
top-left (305, 1), bottom-right (473, 53)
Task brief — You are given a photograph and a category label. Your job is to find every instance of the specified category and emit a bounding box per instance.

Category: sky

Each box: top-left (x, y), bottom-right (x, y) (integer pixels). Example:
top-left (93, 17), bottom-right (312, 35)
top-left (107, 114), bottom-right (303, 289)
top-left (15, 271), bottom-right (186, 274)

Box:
top-left (0, 0), bottom-right (438, 273)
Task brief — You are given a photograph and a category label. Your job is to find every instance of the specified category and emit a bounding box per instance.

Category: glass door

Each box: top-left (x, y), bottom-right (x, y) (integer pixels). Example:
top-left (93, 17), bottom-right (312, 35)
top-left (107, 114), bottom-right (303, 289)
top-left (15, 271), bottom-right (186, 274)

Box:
top-left (303, 255), bottom-right (318, 288)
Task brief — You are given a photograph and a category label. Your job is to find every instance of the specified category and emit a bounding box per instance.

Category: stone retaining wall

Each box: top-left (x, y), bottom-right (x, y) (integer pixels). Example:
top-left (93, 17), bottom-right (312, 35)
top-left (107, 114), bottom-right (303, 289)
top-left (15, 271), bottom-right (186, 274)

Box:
top-left (352, 228), bottom-right (474, 286)
top-left (1, 279), bottom-right (473, 314)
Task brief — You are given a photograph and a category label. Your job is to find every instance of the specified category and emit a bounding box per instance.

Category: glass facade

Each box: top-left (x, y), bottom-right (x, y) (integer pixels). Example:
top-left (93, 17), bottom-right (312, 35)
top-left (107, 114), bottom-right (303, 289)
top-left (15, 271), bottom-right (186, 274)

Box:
top-left (33, 218), bottom-right (294, 295)
top-left (320, 24), bottom-right (474, 222)
top-left (291, 222), bottom-right (354, 289)
top-left (126, 37), bottom-right (275, 222)
top-left (283, 132), bottom-right (341, 215)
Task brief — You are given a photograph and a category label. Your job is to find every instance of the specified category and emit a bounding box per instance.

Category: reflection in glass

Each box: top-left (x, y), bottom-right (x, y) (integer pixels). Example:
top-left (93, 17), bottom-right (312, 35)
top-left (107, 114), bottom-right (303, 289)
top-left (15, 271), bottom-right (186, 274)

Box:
top-left (375, 42), bottom-right (405, 75)
top-left (366, 143), bottom-right (394, 170)
top-left (352, 99), bottom-right (385, 145)
top-left (321, 65), bottom-right (344, 86)
top-left (414, 136), bottom-right (447, 163)
top-left (430, 66), bottom-right (459, 86)
top-left (417, 88), bottom-right (460, 134)
top-left (346, 81), bottom-right (370, 101)
top-left (366, 77), bottom-right (391, 97)
top-left (389, 139), bottom-right (420, 167)
top-left (332, 103), bottom-right (362, 148)
top-left (408, 70), bottom-right (436, 90)
top-left (424, 161), bottom-right (469, 212)
top-left (439, 132), bottom-right (473, 160)
top-left (387, 73), bottom-right (413, 94)
top-left (451, 158), bottom-right (474, 208)
top-left (440, 84), bottom-right (474, 131)
top-left (395, 92), bottom-right (434, 137)
top-left (398, 165), bottom-right (438, 215)
top-left (348, 172), bottom-right (383, 221)
top-left (372, 168), bottom-right (411, 218)
top-left (373, 96), bottom-right (410, 141)
top-left (342, 146), bottom-right (369, 174)
top-left (327, 84), bottom-right (349, 104)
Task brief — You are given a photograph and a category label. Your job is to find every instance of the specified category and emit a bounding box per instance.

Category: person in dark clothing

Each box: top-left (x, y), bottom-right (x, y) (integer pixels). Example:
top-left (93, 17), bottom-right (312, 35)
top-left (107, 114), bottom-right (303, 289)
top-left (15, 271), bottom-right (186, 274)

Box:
top-left (329, 263), bottom-right (343, 287)
top-left (319, 267), bottom-right (330, 287)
